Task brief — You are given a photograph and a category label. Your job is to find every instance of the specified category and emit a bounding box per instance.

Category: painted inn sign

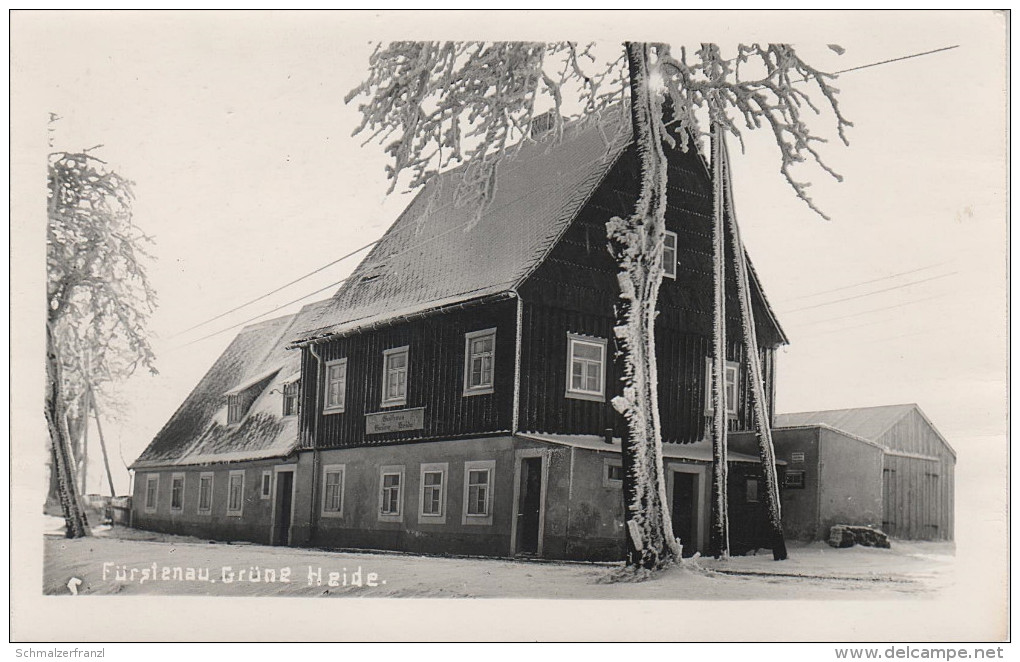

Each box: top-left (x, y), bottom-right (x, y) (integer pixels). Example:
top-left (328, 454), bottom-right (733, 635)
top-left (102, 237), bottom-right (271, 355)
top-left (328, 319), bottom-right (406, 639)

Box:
top-left (365, 407), bottom-right (425, 435)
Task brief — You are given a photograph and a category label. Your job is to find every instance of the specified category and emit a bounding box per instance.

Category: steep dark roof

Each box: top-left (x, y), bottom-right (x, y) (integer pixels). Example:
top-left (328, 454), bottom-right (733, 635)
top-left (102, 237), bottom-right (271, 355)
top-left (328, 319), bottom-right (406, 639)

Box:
top-left (132, 300), bottom-right (330, 469)
top-left (294, 111), bottom-right (787, 346)
top-left (293, 114), bottom-right (632, 343)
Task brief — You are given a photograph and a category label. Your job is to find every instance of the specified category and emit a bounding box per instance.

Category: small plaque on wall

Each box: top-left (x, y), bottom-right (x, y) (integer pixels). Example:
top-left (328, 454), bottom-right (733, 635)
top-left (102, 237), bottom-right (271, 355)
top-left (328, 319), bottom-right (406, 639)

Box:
top-left (366, 407), bottom-right (425, 434)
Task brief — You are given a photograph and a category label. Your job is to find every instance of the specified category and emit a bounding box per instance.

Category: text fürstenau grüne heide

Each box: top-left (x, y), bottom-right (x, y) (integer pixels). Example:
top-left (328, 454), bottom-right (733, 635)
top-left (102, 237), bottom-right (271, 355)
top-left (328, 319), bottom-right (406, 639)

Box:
top-left (102, 562), bottom-right (385, 587)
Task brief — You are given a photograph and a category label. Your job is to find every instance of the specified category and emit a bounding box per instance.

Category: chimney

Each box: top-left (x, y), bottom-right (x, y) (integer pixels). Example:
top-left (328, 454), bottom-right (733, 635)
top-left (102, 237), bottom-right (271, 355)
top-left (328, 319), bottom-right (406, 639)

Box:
top-left (530, 110), bottom-right (559, 138)
top-left (604, 428), bottom-right (614, 445)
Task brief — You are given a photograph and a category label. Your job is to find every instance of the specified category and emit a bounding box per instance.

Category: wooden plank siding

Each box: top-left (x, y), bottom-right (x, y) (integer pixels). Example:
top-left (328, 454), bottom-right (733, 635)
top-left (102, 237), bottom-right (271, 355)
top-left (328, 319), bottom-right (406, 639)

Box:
top-left (298, 299), bottom-right (517, 448)
top-left (299, 141), bottom-right (783, 451)
top-left (878, 409), bottom-right (955, 541)
top-left (517, 141), bottom-right (781, 443)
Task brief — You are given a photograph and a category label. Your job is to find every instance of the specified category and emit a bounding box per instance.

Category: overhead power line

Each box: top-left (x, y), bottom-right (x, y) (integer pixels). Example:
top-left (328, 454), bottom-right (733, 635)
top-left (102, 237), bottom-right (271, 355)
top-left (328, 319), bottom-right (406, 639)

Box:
top-left (173, 276), bottom-right (349, 351)
top-left (173, 42), bottom-right (961, 349)
top-left (831, 45), bottom-right (959, 76)
top-left (170, 240), bottom-right (377, 338)
top-left (777, 262), bottom-right (951, 304)
top-left (794, 293), bottom-right (949, 328)
top-left (780, 271), bottom-right (958, 314)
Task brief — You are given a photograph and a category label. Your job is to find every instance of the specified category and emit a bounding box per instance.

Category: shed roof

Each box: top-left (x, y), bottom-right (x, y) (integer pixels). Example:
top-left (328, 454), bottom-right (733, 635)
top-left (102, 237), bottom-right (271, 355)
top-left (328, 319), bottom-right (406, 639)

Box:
top-left (132, 300), bottom-right (331, 469)
top-left (775, 404), bottom-right (954, 458)
top-left (775, 404), bottom-right (918, 442)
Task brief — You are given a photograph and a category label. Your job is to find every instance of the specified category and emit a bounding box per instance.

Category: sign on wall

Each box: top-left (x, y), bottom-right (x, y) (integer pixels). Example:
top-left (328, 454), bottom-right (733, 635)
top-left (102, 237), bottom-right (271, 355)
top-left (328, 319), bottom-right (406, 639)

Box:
top-left (366, 407), bottom-right (425, 435)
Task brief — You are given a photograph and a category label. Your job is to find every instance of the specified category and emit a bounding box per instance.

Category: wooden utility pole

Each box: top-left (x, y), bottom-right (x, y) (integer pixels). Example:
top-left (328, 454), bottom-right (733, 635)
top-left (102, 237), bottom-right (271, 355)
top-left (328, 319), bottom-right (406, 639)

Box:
top-left (88, 384), bottom-right (117, 497)
top-left (79, 388), bottom-right (90, 494)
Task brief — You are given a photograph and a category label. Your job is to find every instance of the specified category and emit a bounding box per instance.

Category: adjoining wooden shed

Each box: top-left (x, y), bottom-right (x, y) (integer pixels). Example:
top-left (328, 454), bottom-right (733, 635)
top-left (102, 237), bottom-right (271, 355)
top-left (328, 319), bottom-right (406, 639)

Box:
top-left (770, 404), bottom-right (956, 542)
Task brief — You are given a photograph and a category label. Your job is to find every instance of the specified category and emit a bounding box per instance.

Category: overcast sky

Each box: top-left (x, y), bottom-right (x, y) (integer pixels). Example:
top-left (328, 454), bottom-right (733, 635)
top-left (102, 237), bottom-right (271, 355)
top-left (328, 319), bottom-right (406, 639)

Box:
top-left (12, 10), bottom-right (1008, 496)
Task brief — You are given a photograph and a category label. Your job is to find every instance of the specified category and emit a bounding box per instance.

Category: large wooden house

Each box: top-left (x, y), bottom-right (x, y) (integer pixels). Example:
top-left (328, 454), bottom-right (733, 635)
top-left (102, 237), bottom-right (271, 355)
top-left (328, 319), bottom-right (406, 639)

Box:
top-left (131, 113), bottom-right (788, 560)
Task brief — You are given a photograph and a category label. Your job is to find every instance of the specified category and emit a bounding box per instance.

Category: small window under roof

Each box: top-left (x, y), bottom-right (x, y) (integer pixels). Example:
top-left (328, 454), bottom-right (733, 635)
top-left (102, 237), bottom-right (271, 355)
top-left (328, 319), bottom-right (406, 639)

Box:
top-left (224, 368), bottom-right (280, 425)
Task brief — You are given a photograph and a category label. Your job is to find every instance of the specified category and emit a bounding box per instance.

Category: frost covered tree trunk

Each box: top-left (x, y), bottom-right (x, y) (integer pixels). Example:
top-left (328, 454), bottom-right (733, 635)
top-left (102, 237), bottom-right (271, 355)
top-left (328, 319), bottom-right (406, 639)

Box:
top-left (719, 132), bottom-right (787, 561)
top-left (708, 125), bottom-right (730, 559)
top-left (45, 322), bottom-right (90, 538)
top-left (608, 42), bottom-right (682, 570)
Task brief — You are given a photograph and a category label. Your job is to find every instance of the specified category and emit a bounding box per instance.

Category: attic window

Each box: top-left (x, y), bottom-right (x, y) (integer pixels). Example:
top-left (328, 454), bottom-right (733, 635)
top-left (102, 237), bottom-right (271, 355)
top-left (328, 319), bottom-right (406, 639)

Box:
top-left (282, 380), bottom-right (300, 417)
top-left (227, 394), bottom-right (245, 425)
top-left (360, 274), bottom-right (382, 284)
top-left (662, 231), bottom-right (677, 279)
top-left (224, 370), bottom-right (278, 426)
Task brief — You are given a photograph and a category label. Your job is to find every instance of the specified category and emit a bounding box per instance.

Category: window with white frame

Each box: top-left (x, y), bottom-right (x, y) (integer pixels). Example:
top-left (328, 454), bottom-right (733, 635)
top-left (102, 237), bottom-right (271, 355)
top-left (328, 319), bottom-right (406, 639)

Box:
top-left (260, 470), bottom-right (272, 499)
top-left (463, 329), bottom-right (496, 395)
top-left (282, 380), bottom-right (300, 417)
top-left (462, 460), bottom-right (495, 525)
top-left (170, 473), bottom-right (185, 511)
top-left (704, 358), bottom-right (740, 417)
top-left (323, 359), bottom-right (348, 414)
top-left (418, 462), bottom-right (448, 523)
top-left (378, 466), bottom-right (404, 521)
top-left (381, 346), bottom-right (409, 407)
top-left (321, 464), bottom-right (345, 517)
top-left (566, 334), bottom-right (607, 401)
top-left (197, 473), bottom-right (213, 514)
top-left (662, 230), bottom-right (678, 279)
top-left (227, 470), bottom-right (245, 516)
top-left (144, 474), bottom-right (159, 513)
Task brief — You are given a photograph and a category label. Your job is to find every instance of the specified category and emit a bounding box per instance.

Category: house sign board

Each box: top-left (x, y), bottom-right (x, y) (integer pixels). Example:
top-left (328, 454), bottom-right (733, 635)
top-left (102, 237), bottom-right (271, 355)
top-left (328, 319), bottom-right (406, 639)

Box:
top-left (366, 407), bottom-right (425, 434)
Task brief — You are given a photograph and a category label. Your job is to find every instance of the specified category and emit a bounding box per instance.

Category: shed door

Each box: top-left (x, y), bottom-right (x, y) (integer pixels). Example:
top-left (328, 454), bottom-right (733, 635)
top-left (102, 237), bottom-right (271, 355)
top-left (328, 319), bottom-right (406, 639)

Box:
top-left (882, 467), bottom-right (896, 537)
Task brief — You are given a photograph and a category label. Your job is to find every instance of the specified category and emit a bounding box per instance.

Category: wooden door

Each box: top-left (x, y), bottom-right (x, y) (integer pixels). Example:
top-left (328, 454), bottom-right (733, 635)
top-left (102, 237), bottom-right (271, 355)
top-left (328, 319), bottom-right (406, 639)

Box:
top-left (273, 471), bottom-right (294, 546)
top-left (516, 457), bottom-right (543, 554)
top-left (671, 472), bottom-right (698, 557)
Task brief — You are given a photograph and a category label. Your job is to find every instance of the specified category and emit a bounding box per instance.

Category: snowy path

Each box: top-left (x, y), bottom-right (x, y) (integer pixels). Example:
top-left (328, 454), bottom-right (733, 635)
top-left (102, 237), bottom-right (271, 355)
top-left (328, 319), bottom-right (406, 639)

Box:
top-left (43, 523), bottom-right (953, 599)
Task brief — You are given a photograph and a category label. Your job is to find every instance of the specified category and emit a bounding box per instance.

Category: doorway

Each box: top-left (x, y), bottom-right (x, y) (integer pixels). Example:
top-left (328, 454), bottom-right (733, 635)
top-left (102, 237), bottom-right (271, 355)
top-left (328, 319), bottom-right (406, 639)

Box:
top-left (515, 457), bottom-right (543, 555)
top-left (272, 469), bottom-right (294, 546)
top-left (671, 471), bottom-right (698, 557)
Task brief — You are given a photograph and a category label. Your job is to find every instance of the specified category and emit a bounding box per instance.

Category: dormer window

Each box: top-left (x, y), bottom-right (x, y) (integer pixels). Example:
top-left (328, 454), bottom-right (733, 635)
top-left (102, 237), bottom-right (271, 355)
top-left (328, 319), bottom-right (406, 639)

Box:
top-left (282, 380), bottom-right (300, 417)
top-left (227, 394), bottom-right (245, 425)
top-left (223, 368), bottom-right (279, 426)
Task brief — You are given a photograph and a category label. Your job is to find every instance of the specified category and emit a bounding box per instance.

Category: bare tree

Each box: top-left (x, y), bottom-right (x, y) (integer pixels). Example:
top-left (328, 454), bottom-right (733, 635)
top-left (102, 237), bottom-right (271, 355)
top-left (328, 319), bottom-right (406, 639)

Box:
top-left (47, 145), bottom-right (157, 537)
top-left (346, 41), bottom-right (849, 570)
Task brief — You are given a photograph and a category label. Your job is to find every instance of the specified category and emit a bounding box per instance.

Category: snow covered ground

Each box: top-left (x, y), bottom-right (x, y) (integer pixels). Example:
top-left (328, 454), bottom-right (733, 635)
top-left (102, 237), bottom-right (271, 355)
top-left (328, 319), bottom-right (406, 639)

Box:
top-left (43, 518), bottom-right (954, 600)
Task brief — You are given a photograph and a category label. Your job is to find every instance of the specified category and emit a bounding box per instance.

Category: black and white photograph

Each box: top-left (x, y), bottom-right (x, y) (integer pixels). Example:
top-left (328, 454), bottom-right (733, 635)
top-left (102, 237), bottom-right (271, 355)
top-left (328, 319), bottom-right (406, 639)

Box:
top-left (9, 9), bottom-right (1010, 646)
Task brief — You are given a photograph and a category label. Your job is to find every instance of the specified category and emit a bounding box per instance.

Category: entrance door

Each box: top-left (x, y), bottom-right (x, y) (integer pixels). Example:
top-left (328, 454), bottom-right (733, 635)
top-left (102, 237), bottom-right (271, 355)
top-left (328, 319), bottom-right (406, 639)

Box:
top-left (516, 457), bottom-right (543, 555)
top-left (671, 471), bottom-right (698, 557)
top-left (272, 470), bottom-right (294, 546)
